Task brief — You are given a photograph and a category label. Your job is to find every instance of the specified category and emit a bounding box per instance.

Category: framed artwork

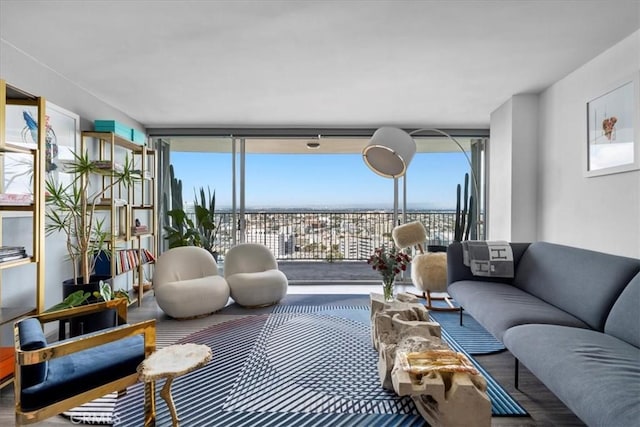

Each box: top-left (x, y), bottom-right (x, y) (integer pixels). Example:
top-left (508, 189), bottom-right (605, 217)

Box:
top-left (585, 71), bottom-right (640, 177)
top-left (3, 101), bottom-right (79, 195)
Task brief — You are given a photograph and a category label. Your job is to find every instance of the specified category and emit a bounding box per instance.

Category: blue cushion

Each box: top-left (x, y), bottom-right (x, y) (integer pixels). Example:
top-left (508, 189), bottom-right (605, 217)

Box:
top-left (448, 280), bottom-right (590, 341)
top-left (605, 272), bottom-right (640, 348)
top-left (504, 324), bottom-right (640, 427)
top-left (20, 335), bottom-right (144, 411)
top-left (514, 242), bottom-right (640, 331)
top-left (17, 318), bottom-right (48, 388)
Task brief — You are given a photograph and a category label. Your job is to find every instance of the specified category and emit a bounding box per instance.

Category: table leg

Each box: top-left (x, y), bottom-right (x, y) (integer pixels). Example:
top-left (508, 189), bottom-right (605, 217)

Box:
top-left (160, 377), bottom-right (180, 427)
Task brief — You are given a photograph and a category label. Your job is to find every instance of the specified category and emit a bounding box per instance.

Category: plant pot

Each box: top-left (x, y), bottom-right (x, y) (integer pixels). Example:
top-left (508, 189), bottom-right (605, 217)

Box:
top-left (62, 276), bottom-right (116, 338)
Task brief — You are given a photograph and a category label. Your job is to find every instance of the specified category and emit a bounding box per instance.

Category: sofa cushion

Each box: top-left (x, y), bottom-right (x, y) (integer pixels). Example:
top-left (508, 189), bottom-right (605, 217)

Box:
top-left (504, 324), bottom-right (640, 427)
top-left (513, 242), bottom-right (640, 331)
top-left (20, 335), bottom-right (144, 411)
top-left (448, 280), bottom-right (589, 341)
top-left (605, 272), bottom-right (640, 348)
top-left (17, 318), bottom-right (48, 388)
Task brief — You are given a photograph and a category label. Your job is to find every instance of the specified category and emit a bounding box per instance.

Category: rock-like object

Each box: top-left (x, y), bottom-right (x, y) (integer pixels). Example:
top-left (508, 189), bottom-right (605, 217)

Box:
top-left (370, 293), bottom-right (441, 389)
top-left (369, 292), bottom-right (491, 427)
top-left (393, 364), bottom-right (490, 427)
top-left (370, 292), bottom-right (435, 351)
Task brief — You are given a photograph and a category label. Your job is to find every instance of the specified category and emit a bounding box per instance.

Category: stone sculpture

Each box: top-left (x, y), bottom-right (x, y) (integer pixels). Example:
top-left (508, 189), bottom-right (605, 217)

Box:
top-left (370, 293), bottom-right (491, 427)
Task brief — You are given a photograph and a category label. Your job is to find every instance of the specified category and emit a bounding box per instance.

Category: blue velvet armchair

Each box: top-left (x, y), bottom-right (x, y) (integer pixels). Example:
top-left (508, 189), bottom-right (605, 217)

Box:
top-left (14, 298), bottom-right (156, 425)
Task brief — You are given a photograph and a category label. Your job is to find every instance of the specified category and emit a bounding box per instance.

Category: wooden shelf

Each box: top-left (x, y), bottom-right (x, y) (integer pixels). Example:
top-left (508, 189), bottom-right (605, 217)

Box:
top-left (0, 204), bottom-right (34, 212)
top-left (82, 131), bottom-right (144, 152)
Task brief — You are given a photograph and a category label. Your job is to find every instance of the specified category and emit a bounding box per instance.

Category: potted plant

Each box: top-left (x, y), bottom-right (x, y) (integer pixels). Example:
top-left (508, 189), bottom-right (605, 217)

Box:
top-left (192, 186), bottom-right (220, 260)
top-left (163, 168), bottom-right (220, 260)
top-left (45, 150), bottom-right (139, 334)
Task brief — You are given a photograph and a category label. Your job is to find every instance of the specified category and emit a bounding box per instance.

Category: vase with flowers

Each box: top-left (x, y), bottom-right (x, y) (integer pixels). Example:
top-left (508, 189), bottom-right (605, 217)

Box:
top-left (367, 244), bottom-right (411, 301)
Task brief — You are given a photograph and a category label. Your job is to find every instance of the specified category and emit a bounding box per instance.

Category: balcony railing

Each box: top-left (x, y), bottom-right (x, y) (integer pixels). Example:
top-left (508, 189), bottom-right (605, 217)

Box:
top-left (185, 210), bottom-right (483, 262)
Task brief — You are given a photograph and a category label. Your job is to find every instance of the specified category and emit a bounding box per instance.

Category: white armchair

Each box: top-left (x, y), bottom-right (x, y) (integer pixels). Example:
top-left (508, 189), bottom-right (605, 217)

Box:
top-left (392, 221), bottom-right (458, 311)
top-left (153, 246), bottom-right (230, 318)
top-left (224, 243), bottom-right (288, 307)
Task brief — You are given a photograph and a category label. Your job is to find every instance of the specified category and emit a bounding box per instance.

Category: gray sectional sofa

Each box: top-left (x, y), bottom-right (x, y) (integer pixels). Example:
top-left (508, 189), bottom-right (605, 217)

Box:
top-left (446, 241), bottom-right (640, 427)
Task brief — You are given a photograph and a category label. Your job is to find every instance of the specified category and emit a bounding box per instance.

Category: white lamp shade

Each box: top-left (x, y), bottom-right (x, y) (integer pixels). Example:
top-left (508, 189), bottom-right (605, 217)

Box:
top-left (362, 127), bottom-right (416, 178)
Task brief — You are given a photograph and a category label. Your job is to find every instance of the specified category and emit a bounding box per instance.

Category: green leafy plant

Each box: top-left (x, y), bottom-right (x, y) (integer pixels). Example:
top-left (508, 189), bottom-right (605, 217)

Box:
top-left (45, 281), bottom-right (130, 312)
top-left (164, 208), bottom-right (199, 248)
top-left (162, 168), bottom-right (220, 257)
top-left (45, 150), bottom-right (140, 284)
top-left (193, 186), bottom-right (220, 255)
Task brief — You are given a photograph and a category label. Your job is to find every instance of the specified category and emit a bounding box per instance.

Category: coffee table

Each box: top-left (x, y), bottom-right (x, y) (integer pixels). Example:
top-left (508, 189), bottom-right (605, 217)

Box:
top-left (137, 343), bottom-right (212, 426)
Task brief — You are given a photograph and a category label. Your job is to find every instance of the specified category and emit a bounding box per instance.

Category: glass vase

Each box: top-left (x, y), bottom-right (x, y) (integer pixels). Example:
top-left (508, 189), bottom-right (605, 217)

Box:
top-left (382, 278), bottom-right (395, 302)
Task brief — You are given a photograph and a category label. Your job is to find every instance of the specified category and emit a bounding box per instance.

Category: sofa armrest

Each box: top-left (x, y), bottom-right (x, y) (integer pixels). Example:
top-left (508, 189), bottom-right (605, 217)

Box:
top-left (15, 319), bottom-right (156, 366)
top-left (446, 242), bottom-right (531, 285)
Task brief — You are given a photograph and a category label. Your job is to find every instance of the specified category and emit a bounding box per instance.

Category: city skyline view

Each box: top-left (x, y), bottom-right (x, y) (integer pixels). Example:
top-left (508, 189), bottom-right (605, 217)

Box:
top-left (171, 150), bottom-right (473, 210)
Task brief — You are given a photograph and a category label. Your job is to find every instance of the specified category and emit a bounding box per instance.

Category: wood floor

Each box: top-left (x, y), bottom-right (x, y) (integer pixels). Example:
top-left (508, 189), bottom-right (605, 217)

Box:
top-left (0, 284), bottom-right (585, 426)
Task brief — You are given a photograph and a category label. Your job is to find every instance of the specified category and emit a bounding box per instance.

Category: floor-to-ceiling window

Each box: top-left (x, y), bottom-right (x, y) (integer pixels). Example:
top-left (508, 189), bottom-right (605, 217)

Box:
top-left (154, 131), bottom-right (487, 262)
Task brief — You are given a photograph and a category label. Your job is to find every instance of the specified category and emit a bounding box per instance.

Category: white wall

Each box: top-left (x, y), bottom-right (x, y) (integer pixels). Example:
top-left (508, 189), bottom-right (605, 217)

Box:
top-left (488, 94), bottom-right (539, 242)
top-left (537, 30), bottom-right (640, 258)
top-left (487, 99), bottom-right (513, 239)
top-left (1, 41), bottom-right (144, 132)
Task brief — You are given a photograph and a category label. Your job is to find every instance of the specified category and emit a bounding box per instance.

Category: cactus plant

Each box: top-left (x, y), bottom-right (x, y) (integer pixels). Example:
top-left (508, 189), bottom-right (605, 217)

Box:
top-left (454, 172), bottom-right (475, 242)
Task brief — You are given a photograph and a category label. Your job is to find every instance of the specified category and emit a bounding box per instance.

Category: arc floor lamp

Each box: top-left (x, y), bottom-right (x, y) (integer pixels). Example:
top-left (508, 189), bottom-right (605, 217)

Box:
top-left (362, 126), bottom-right (480, 238)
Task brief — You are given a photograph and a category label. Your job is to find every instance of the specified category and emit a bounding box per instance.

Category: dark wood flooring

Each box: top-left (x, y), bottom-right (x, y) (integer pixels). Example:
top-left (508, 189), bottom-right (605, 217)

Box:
top-left (0, 289), bottom-right (585, 426)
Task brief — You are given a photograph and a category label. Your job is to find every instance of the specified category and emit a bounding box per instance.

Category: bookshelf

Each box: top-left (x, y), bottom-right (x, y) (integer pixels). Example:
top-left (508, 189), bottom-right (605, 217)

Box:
top-left (81, 131), bottom-right (157, 306)
top-left (0, 80), bottom-right (46, 388)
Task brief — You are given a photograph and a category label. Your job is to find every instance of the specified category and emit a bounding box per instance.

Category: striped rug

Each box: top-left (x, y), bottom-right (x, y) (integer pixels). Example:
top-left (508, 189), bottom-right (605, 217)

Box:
top-left (113, 304), bottom-right (527, 426)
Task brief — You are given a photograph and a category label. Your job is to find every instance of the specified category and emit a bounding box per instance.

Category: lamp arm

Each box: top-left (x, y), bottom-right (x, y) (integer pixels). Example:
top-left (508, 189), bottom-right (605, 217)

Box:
top-left (409, 128), bottom-right (481, 237)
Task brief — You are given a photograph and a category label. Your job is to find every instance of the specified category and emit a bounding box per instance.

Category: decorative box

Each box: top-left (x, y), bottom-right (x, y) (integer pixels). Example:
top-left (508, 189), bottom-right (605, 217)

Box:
top-left (94, 120), bottom-right (132, 140)
top-left (131, 129), bottom-right (146, 145)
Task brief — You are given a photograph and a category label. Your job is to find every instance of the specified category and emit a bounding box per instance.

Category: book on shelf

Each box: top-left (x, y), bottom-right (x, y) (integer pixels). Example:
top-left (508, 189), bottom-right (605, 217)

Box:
top-left (0, 246), bottom-right (27, 262)
top-left (141, 248), bottom-right (156, 263)
top-left (0, 245), bottom-right (26, 255)
top-left (0, 253), bottom-right (28, 263)
top-left (99, 197), bottom-right (127, 206)
top-left (0, 193), bottom-right (33, 205)
top-left (94, 248), bottom-right (156, 275)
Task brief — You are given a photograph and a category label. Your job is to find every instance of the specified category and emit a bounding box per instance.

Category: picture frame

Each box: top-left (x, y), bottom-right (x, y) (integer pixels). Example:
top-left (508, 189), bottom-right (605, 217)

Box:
top-left (2, 101), bottom-right (78, 216)
top-left (585, 71), bottom-right (640, 177)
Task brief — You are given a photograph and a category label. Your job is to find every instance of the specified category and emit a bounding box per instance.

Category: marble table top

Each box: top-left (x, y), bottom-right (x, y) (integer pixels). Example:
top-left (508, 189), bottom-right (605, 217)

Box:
top-left (138, 343), bottom-right (212, 381)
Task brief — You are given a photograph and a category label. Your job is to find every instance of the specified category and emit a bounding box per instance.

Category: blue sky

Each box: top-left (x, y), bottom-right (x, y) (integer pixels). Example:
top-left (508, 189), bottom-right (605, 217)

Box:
top-left (172, 152), bottom-right (471, 210)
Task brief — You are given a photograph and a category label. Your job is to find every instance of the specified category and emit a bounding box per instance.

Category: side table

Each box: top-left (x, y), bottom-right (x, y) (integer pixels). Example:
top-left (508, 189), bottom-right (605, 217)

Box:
top-left (137, 343), bottom-right (212, 427)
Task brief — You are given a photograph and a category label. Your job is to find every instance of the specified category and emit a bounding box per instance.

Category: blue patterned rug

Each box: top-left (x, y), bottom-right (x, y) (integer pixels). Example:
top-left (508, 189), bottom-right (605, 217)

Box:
top-left (114, 304), bottom-right (527, 426)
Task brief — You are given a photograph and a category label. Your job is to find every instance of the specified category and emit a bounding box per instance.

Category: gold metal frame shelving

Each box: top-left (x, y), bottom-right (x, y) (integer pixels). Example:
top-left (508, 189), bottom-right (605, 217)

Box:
top-left (0, 79), bottom-right (46, 388)
top-left (81, 131), bottom-right (157, 306)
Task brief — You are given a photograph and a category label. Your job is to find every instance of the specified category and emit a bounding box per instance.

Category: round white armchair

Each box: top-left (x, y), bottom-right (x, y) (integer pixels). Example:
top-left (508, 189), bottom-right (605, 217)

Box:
top-left (153, 246), bottom-right (230, 318)
top-left (224, 243), bottom-right (288, 307)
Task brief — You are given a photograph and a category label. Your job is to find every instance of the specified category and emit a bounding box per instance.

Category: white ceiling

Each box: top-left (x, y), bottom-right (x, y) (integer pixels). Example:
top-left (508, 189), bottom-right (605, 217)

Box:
top-left (1, 0), bottom-right (639, 130)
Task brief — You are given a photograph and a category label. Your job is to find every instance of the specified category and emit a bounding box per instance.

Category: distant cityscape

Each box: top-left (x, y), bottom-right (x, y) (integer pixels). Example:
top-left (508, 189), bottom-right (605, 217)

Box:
top-left (183, 207), bottom-right (477, 261)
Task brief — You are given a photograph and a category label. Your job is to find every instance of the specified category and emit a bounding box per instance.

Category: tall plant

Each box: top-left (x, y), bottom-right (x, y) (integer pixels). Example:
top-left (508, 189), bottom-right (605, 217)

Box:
top-left (454, 172), bottom-right (475, 242)
top-left (193, 186), bottom-right (220, 255)
top-left (163, 164), bottom-right (200, 248)
top-left (45, 150), bottom-right (139, 284)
